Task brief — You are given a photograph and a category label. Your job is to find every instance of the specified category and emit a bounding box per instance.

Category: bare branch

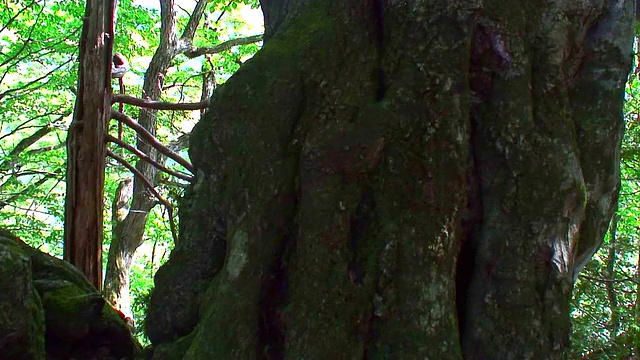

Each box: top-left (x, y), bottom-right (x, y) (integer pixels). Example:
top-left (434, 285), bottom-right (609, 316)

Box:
top-left (175, 3), bottom-right (191, 17)
top-left (579, 274), bottom-right (639, 285)
top-left (111, 110), bottom-right (194, 173)
top-left (106, 149), bottom-right (178, 244)
top-left (112, 94), bottom-right (209, 110)
top-left (106, 134), bottom-right (194, 182)
top-left (10, 169), bottom-right (62, 178)
top-left (215, 1), bottom-right (234, 23)
top-left (159, 178), bottom-right (189, 188)
top-left (184, 34), bottom-right (263, 58)
top-left (1, 34), bottom-right (77, 72)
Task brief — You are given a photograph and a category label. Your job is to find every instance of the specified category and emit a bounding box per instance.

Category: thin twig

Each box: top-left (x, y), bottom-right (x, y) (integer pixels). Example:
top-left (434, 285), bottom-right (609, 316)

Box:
top-left (0, 0), bottom-right (37, 33)
top-left (106, 149), bottom-right (178, 244)
top-left (215, 0), bottom-right (233, 23)
top-left (0, 175), bottom-right (52, 211)
top-left (579, 274), bottom-right (639, 285)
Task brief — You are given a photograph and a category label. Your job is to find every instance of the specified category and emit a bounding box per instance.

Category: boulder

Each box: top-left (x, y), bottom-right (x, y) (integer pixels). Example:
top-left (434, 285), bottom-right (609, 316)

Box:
top-left (0, 228), bottom-right (140, 359)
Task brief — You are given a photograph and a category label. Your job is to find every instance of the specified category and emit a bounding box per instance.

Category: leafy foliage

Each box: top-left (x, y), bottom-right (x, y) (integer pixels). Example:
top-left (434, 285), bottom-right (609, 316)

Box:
top-left (0, 0), bottom-right (78, 250)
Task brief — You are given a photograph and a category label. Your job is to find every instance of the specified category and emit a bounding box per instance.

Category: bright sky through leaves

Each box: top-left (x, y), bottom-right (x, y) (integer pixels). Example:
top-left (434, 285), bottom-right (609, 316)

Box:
top-left (132, 0), bottom-right (263, 30)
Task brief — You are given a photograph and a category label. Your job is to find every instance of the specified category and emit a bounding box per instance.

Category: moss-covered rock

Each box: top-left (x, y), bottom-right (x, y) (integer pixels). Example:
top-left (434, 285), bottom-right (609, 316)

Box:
top-left (146, 333), bottom-right (195, 360)
top-left (0, 230), bottom-right (45, 360)
top-left (0, 228), bottom-right (141, 359)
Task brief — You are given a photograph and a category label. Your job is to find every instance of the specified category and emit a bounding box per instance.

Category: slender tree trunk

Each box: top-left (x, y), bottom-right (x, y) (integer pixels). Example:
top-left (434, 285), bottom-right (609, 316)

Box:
top-left (106, 177), bottom-right (134, 313)
top-left (635, 237), bottom-right (640, 357)
top-left (146, 1), bottom-right (634, 358)
top-left (64, 0), bottom-right (116, 290)
top-left (103, 0), bottom-right (208, 315)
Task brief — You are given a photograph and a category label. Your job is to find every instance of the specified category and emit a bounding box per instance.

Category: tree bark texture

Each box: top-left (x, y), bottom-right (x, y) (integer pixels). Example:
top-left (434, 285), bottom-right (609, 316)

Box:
top-left (64, 0), bottom-right (116, 290)
top-left (105, 177), bottom-right (134, 315)
top-left (146, 1), bottom-right (634, 358)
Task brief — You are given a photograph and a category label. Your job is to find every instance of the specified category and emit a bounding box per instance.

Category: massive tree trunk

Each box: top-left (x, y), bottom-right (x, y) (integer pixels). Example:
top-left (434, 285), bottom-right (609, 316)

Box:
top-left (146, 1), bottom-right (634, 358)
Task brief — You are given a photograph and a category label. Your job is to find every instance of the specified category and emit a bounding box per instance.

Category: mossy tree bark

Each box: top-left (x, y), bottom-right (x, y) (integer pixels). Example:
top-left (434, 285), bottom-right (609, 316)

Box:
top-left (146, 0), bottom-right (634, 358)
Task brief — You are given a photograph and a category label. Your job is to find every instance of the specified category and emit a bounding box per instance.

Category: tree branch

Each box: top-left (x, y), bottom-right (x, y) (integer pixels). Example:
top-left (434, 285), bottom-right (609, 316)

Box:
top-left (0, 0), bottom-right (37, 33)
top-left (179, 0), bottom-right (208, 44)
top-left (0, 122), bottom-right (59, 173)
top-left (112, 94), bottom-right (209, 110)
top-left (0, 1), bottom-right (45, 69)
top-left (26, 142), bottom-right (66, 154)
top-left (106, 134), bottom-right (194, 182)
top-left (106, 149), bottom-right (178, 244)
top-left (0, 112), bottom-right (66, 143)
top-left (111, 110), bottom-right (194, 173)
top-left (579, 274), bottom-right (639, 285)
top-left (168, 132), bottom-right (190, 152)
top-left (184, 34), bottom-right (263, 58)
top-left (0, 58), bottom-right (74, 99)
top-left (0, 174), bottom-right (53, 211)
top-left (8, 125), bottom-right (54, 157)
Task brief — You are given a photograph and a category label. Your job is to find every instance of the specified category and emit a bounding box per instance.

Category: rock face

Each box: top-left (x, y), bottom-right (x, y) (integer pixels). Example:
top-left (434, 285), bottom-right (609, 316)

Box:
top-left (0, 229), bottom-right (140, 359)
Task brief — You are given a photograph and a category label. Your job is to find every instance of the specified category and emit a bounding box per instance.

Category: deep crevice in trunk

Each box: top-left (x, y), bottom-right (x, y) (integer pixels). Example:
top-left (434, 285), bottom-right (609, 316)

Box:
top-left (348, 187), bottom-right (376, 286)
top-left (256, 106), bottom-right (304, 357)
top-left (456, 22), bottom-right (491, 347)
top-left (352, 186), bottom-right (380, 357)
top-left (455, 136), bottom-right (483, 345)
top-left (257, 225), bottom-right (293, 359)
